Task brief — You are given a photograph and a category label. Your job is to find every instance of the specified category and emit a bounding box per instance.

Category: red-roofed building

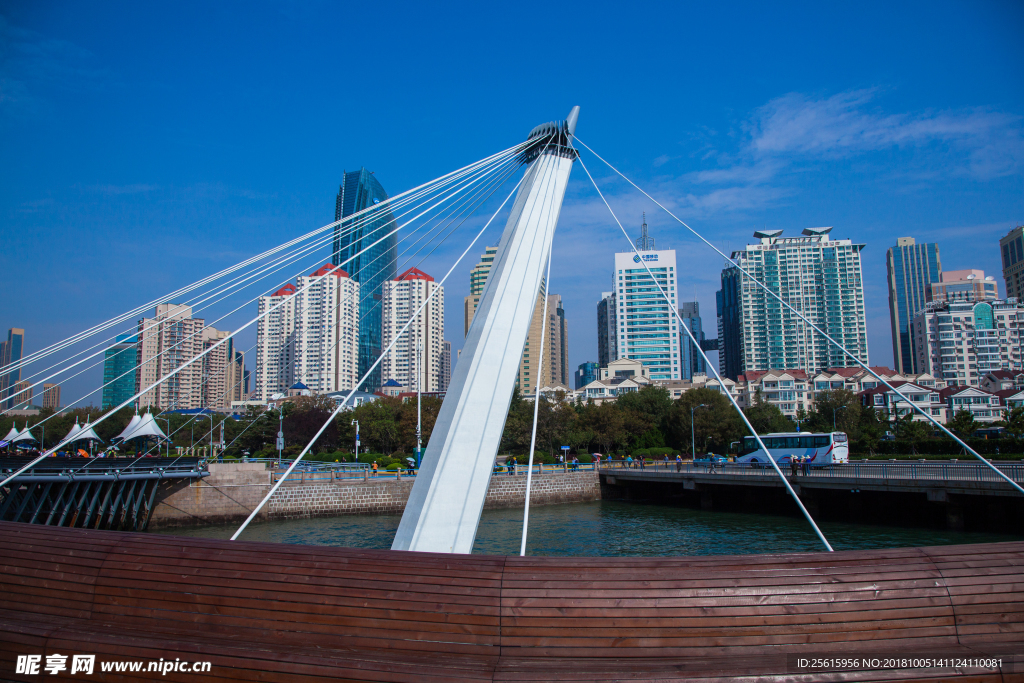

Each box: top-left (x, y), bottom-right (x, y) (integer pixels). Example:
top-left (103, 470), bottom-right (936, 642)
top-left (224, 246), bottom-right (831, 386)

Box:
top-left (858, 381), bottom-right (947, 423)
top-left (309, 263), bottom-right (350, 278)
top-left (396, 267), bottom-right (434, 282)
top-left (272, 283), bottom-right (297, 297)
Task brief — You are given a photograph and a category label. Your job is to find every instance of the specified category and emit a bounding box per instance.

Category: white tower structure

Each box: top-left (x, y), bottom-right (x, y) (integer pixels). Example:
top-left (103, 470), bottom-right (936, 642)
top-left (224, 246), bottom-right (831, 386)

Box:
top-left (381, 267), bottom-right (445, 392)
top-left (393, 107), bottom-right (579, 554)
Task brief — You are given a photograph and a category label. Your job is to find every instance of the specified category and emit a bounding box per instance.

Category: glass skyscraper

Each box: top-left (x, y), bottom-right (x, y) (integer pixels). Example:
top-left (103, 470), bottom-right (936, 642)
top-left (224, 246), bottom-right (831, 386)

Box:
top-left (678, 301), bottom-right (706, 380)
top-left (886, 237), bottom-right (941, 374)
top-left (717, 228), bottom-right (869, 379)
top-left (103, 333), bottom-right (138, 409)
top-left (333, 168), bottom-right (397, 392)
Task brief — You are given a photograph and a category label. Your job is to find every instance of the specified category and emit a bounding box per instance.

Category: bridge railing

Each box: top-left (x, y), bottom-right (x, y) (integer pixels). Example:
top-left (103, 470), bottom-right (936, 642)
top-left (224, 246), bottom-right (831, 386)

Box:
top-left (0, 456), bottom-right (209, 482)
top-left (598, 459), bottom-right (1024, 485)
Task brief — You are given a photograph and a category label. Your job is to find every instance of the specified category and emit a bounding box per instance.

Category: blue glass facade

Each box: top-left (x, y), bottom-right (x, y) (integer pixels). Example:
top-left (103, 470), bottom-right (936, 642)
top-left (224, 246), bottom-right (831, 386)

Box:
top-left (575, 361), bottom-right (598, 389)
top-left (333, 169), bottom-right (397, 392)
top-left (0, 328), bottom-right (25, 410)
top-left (103, 334), bottom-right (138, 409)
top-left (716, 271), bottom-right (743, 380)
top-left (886, 238), bottom-right (941, 374)
top-left (678, 301), bottom-right (706, 380)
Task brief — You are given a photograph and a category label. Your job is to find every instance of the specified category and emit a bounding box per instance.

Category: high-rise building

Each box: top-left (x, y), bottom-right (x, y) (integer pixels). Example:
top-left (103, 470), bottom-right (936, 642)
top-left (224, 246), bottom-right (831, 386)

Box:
top-left (886, 237), bottom-right (941, 374)
top-left (913, 299), bottom-right (1023, 386)
top-left (333, 169), bottom-right (397, 392)
top-left (201, 328), bottom-right (241, 410)
top-left (611, 219), bottom-right (680, 381)
top-left (381, 268), bottom-right (445, 392)
top-left (596, 291), bottom-right (616, 367)
top-left (678, 301), bottom-right (706, 380)
top-left (1000, 226), bottom-right (1024, 300)
top-left (440, 341), bottom-right (452, 391)
top-left (255, 265), bottom-right (360, 400)
top-left (41, 383), bottom-right (60, 410)
top-left (717, 228), bottom-right (869, 380)
top-left (463, 244), bottom-right (566, 393)
top-left (0, 328), bottom-right (25, 409)
top-left (930, 269), bottom-right (998, 304)
top-left (102, 333), bottom-right (138, 409)
top-left (519, 293), bottom-right (569, 392)
top-left (137, 305), bottom-right (207, 410)
top-left (10, 380), bottom-right (32, 409)
top-left (575, 361), bottom-right (598, 390)
top-left (464, 246), bottom-right (497, 335)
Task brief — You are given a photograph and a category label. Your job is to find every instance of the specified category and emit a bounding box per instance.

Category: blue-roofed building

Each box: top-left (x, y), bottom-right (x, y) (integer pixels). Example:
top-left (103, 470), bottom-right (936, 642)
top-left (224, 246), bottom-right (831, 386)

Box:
top-left (333, 168), bottom-right (397, 393)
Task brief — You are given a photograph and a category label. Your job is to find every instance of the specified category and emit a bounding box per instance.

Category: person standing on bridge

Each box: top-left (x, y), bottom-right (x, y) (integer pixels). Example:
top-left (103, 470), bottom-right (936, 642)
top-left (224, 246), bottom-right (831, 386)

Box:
top-left (790, 457), bottom-right (798, 478)
top-left (371, 461), bottom-right (378, 478)
top-left (675, 454), bottom-right (682, 472)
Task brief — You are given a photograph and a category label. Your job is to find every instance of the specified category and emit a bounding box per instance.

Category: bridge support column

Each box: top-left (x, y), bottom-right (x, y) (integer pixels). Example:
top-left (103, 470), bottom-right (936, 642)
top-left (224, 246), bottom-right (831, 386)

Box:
top-left (393, 108), bottom-right (579, 554)
top-left (946, 503), bottom-right (965, 531)
top-left (700, 489), bottom-right (712, 511)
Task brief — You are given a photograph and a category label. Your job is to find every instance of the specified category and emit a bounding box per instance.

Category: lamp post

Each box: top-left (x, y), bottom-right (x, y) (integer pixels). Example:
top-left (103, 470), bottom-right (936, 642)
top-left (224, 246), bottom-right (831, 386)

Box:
top-left (833, 404), bottom-right (847, 432)
top-left (416, 338), bottom-right (423, 470)
top-left (691, 404), bottom-right (708, 459)
top-left (156, 417), bottom-right (170, 457)
top-left (351, 420), bottom-right (360, 462)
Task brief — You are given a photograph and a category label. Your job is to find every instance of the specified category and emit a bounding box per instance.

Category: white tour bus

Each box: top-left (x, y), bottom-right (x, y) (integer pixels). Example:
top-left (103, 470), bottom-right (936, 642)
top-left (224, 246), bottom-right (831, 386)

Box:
top-left (735, 432), bottom-right (849, 468)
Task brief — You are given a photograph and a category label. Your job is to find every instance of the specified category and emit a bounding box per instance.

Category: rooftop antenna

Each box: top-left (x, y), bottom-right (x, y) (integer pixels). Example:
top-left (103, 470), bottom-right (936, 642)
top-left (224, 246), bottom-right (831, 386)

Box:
top-left (637, 213), bottom-right (655, 251)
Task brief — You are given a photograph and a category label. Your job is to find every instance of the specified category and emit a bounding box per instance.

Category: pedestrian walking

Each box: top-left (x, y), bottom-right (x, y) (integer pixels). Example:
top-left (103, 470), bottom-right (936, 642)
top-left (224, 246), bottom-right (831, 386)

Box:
top-left (638, 455), bottom-right (646, 470)
top-left (675, 454), bottom-right (682, 472)
top-left (802, 456), bottom-right (810, 476)
top-left (371, 461), bottom-right (378, 477)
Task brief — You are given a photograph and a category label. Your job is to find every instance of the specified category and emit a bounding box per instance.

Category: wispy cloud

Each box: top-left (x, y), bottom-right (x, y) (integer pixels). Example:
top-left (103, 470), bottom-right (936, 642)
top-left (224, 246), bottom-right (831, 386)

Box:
top-left (0, 14), bottom-right (114, 115)
top-left (747, 89), bottom-right (1024, 179)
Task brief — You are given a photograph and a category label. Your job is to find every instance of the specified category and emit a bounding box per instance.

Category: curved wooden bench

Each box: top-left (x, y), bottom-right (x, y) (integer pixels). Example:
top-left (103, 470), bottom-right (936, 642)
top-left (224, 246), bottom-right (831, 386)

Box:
top-left (1, 521), bottom-right (1021, 681)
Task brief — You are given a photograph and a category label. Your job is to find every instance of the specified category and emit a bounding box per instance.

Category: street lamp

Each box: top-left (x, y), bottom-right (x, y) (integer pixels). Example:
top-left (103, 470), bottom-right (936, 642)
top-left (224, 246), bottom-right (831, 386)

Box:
top-left (351, 420), bottom-right (360, 462)
top-left (833, 404), bottom-right (847, 432)
top-left (691, 404), bottom-right (708, 459)
top-left (156, 416), bottom-right (170, 457)
top-left (415, 338), bottom-right (423, 470)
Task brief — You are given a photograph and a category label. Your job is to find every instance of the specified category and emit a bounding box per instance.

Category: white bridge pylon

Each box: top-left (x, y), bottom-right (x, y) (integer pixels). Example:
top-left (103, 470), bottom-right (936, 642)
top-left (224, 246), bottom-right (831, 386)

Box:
top-left (392, 107), bottom-right (579, 554)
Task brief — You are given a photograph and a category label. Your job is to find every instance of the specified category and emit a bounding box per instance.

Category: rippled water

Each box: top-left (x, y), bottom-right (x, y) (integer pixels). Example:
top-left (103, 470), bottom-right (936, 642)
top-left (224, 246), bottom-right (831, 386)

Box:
top-left (153, 500), bottom-right (1024, 556)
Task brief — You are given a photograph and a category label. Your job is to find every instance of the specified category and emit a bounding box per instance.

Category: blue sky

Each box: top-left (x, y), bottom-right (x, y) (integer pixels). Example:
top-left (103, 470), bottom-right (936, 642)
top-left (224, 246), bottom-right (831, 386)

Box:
top-left (2, 0), bottom-right (1023, 407)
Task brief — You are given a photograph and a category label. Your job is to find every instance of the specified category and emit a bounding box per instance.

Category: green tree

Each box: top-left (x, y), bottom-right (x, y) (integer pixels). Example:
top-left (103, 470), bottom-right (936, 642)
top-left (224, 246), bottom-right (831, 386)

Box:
top-left (894, 413), bottom-right (931, 454)
top-left (948, 409), bottom-right (978, 438)
top-left (1005, 406), bottom-right (1024, 438)
top-left (743, 390), bottom-right (795, 434)
top-left (807, 389), bottom-right (861, 437)
top-left (582, 401), bottom-right (624, 455)
top-left (665, 387), bottom-right (744, 456)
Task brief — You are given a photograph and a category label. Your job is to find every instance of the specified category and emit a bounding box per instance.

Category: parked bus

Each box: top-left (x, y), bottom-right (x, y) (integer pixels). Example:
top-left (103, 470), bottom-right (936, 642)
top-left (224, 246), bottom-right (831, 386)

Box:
top-left (735, 432), bottom-right (849, 468)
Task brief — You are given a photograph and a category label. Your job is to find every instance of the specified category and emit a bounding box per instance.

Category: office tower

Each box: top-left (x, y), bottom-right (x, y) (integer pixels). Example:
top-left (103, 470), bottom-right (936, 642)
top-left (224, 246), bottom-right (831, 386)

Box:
top-left (10, 380), bottom-right (32, 409)
top-left (381, 268), bottom-right (444, 392)
top-left (1000, 226), bottom-right (1024, 300)
top-left (255, 266), bottom-right (360, 400)
top-left (230, 350), bottom-right (245, 403)
top-left (41, 383), bottom-right (60, 410)
top-left (464, 244), bottom-right (565, 393)
top-left (913, 299), bottom-right (1023, 386)
top-left (519, 293), bottom-right (569, 391)
top-left (886, 237), bottom-right (941, 374)
top-left (243, 369), bottom-right (251, 398)
top-left (333, 169), bottom-right (397, 393)
top-left (440, 341), bottom-right (452, 391)
top-left (611, 219), bottom-right (680, 381)
top-left (930, 270), bottom-right (998, 304)
top-left (464, 246), bottom-right (498, 335)
top-left (717, 228), bottom-right (869, 380)
top-left (102, 333), bottom-right (138, 409)
top-left (678, 301), bottom-right (706, 380)
top-left (575, 361), bottom-right (598, 389)
top-left (596, 292), bottom-right (616, 367)
top-left (0, 328), bottom-right (25, 409)
top-left (200, 328), bottom-right (237, 410)
top-left (137, 304), bottom-right (206, 410)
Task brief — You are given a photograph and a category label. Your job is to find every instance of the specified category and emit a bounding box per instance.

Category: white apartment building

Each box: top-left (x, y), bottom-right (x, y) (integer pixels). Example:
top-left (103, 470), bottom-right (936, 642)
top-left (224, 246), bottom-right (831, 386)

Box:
top-left (612, 220), bottom-right (680, 380)
top-left (912, 299), bottom-right (1023, 387)
top-left (381, 267), bottom-right (444, 393)
top-left (718, 227), bottom-right (869, 379)
top-left (137, 304), bottom-right (208, 410)
top-left (254, 265), bottom-right (360, 400)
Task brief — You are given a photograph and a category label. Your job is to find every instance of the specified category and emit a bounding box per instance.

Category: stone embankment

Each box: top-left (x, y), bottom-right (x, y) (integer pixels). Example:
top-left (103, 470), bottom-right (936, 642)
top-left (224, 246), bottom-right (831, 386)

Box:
top-left (149, 462), bottom-right (600, 529)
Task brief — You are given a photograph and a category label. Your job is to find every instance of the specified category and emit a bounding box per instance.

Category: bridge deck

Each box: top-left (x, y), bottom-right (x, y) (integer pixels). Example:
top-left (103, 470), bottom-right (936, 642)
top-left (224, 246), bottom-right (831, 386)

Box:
top-left (600, 460), bottom-right (1024, 497)
top-left (1, 521), bottom-right (1021, 681)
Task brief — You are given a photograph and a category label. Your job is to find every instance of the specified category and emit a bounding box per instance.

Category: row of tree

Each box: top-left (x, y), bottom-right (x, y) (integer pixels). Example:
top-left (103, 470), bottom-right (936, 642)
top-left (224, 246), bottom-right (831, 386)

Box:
top-left (4, 386), bottom-right (1017, 460)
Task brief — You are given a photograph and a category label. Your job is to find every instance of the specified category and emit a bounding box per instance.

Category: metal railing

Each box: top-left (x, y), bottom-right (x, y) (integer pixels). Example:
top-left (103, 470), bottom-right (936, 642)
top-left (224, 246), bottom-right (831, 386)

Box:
top-left (597, 459), bottom-right (1024, 486)
top-left (0, 456), bottom-right (209, 482)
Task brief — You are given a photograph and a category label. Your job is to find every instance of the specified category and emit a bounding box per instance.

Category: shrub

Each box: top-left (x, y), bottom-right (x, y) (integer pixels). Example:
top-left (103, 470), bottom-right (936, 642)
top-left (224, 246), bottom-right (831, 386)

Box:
top-left (385, 463), bottom-right (401, 471)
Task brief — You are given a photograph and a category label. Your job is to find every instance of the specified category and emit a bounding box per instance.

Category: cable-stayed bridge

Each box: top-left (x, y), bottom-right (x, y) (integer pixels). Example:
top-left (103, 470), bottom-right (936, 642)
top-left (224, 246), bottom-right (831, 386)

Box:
top-left (1, 106), bottom-right (1023, 681)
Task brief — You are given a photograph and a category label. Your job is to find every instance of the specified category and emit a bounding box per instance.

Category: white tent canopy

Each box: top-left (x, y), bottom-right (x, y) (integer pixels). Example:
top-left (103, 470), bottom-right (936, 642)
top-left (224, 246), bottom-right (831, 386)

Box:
top-left (11, 426), bottom-right (37, 443)
top-left (121, 413), bottom-right (167, 441)
top-left (2, 425), bottom-right (20, 443)
top-left (74, 422), bottom-right (103, 443)
top-left (62, 421), bottom-right (82, 444)
top-left (114, 413), bottom-right (142, 442)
